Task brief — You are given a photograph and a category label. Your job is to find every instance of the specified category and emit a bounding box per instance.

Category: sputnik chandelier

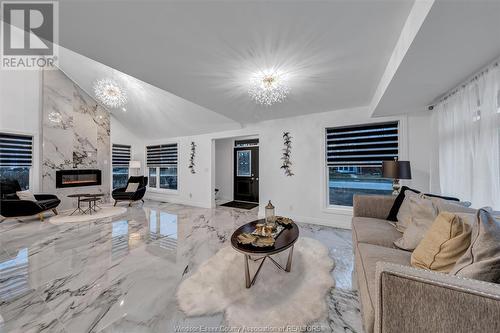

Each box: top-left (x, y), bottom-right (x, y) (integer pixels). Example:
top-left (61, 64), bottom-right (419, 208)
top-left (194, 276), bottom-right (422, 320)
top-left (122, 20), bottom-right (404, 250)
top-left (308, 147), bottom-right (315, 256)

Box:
top-left (248, 70), bottom-right (290, 106)
top-left (93, 78), bottom-right (127, 109)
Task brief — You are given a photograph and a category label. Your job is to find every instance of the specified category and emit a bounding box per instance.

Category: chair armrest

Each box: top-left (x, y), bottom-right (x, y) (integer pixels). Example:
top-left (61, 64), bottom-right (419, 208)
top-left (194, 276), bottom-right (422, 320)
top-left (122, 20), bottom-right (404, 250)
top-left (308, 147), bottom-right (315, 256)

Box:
top-left (112, 187), bottom-right (126, 194)
top-left (34, 194), bottom-right (59, 200)
top-left (353, 195), bottom-right (395, 219)
top-left (374, 262), bottom-right (500, 333)
top-left (131, 186), bottom-right (147, 200)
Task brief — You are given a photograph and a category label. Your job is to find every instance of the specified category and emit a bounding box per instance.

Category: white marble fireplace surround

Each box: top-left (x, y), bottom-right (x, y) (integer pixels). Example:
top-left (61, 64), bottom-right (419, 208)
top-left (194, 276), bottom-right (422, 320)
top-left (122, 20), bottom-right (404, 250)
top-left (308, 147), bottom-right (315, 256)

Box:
top-left (41, 69), bottom-right (111, 209)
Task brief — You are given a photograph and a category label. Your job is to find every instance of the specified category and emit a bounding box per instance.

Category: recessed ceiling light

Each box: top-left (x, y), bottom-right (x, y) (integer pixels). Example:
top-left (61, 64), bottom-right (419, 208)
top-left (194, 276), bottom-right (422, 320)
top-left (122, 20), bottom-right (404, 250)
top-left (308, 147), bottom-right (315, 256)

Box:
top-left (248, 70), bottom-right (290, 106)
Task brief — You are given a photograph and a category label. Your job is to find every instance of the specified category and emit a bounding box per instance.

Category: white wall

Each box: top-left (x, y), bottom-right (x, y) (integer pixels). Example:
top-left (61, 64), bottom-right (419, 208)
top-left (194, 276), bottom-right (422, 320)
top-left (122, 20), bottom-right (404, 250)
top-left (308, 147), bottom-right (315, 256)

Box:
top-left (214, 138), bottom-right (234, 202)
top-left (135, 106), bottom-right (432, 229)
top-left (110, 114), bottom-right (145, 176)
top-left (0, 70), bottom-right (42, 191)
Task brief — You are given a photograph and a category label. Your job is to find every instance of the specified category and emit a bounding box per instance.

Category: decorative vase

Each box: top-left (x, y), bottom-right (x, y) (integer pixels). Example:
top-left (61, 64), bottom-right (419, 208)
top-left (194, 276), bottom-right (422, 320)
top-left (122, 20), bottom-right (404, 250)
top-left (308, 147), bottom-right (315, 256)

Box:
top-left (265, 200), bottom-right (276, 228)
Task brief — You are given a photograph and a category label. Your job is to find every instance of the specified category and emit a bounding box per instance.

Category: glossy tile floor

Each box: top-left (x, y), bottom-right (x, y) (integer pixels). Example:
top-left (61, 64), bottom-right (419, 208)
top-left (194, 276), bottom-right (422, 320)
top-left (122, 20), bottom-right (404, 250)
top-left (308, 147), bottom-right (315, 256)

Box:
top-left (0, 201), bottom-right (362, 333)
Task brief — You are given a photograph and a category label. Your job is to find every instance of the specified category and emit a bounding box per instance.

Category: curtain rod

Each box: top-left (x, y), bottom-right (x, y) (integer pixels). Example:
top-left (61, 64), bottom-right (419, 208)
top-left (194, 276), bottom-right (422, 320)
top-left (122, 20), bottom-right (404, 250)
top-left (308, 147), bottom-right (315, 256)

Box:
top-left (428, 57), bottom-right (500, 111)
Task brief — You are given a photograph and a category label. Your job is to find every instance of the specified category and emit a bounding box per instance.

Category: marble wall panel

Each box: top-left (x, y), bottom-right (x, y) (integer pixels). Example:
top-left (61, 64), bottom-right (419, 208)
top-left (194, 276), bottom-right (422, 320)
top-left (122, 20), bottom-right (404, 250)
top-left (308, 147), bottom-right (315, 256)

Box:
top-left (42, 69), bottom-right (110, 209)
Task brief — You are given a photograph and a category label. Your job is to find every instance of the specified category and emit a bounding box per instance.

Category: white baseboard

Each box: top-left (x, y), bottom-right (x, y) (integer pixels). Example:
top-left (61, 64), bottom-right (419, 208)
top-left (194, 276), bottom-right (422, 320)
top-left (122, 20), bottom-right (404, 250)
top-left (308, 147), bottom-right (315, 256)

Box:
top-left (145, 193), bottom-right (211, 208)
top-left (258, 209), bottom-right (352, 230)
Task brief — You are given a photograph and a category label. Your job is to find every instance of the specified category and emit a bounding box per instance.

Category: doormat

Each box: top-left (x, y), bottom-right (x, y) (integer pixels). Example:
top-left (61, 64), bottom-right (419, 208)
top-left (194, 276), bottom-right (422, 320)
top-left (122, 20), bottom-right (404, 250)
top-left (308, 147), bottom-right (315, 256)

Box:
top-left (220, 201), bottom-right (259, 210)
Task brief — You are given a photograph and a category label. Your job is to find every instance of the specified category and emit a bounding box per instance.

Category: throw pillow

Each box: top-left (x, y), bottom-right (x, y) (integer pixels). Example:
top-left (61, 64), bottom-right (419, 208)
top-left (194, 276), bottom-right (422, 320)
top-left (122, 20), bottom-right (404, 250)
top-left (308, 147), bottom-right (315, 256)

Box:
top-left (394, 194), bottom-right (439, 251)
top-left (16, 190), bottom-right (37, 202)
top-left (386, 186), bottom-right (460, 222)
top-left (386, 186), bottom-right (420, 221)
top-left (411, 212), bottom-right (471, 272)
top-left (431, 197), bottom-right (476, 215)
top-left (449, 209), bottom-right (500, 283)
top-left (396, 190), bottom-right (420, 232)
top-left (125, 182), bottom-right (140, 192)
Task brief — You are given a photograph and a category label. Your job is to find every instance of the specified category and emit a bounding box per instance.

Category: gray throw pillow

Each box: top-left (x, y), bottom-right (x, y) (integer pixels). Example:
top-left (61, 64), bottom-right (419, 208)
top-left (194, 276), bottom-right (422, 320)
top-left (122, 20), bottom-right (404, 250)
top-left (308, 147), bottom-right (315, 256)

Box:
top-left (394, 194), bottom-right (439, 251)
top-left (16, 190), bottom-right (37, 202)
top-left (449, 209), bottom-right (500, 283)
top-left (431, 197), bottom-right (477, 215)
top-left (396, 190), bottom-right (420, 232)
top-left (125, 182), bottom-right (140, 192)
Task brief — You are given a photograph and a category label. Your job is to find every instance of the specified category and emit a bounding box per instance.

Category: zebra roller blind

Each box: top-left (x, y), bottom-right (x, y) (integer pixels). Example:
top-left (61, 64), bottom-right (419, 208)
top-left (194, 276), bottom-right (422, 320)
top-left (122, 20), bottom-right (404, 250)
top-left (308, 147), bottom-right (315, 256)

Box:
top-left (146, 144), bottom-right (178, 167)
top-left (326, 122), bottom-right (398, 167)
top-left (0, 133), bottom-right (33, 167)
top-left (112, 144), bottom-right (131, 167)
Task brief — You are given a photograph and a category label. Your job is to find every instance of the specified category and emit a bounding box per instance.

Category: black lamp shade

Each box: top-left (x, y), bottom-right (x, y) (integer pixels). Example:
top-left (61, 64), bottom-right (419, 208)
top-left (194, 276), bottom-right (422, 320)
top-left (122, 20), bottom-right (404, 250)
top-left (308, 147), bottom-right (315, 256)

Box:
top-left (382, 160), bottom-right (412, 179)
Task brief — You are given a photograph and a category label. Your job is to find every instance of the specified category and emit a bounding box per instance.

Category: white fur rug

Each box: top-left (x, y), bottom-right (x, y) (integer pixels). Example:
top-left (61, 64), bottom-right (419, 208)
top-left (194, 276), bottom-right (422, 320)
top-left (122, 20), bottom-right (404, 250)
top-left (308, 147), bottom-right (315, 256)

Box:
top-left (177, 237), bottom-right (334, 328)
top-left (48, 207), bottom-right (127, 224)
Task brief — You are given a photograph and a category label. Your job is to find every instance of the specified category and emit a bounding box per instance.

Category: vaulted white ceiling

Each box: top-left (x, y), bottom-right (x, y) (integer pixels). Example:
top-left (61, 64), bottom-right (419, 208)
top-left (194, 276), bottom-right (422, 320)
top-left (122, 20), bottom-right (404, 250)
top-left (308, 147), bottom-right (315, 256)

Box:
top-left (57, 0), bottom-right (414, 132)
top-left (57, 46), bottom-right (240, 139)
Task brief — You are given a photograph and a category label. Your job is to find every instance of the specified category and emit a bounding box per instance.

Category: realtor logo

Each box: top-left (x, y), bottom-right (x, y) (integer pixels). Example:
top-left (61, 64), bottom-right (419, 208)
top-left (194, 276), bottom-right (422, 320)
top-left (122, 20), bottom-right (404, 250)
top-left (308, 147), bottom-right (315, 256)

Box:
top-left (1, 1), bottom-right (58, 69)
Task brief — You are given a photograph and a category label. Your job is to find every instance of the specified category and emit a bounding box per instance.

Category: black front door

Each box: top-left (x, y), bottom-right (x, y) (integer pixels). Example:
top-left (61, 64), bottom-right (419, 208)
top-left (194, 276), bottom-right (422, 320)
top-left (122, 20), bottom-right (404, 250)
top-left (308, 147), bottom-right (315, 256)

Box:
top-left (234, 146), bottom-right (259, 203)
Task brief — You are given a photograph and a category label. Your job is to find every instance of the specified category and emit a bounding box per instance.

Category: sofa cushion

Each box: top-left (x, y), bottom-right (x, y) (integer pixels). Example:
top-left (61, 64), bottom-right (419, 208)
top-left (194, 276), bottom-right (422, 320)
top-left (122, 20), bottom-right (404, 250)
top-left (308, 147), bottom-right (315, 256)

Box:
top-left (352, 217), bottom-right (402, 248)
top-left (450, 209), bottom-right (500, 283)
top-left (355, 243), bottom-right (412, 333)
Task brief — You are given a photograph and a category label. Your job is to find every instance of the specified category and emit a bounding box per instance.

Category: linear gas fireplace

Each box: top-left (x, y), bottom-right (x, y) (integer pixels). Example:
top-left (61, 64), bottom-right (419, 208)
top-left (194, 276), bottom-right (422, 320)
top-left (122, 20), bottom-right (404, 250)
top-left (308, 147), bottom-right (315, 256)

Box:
top-left (56, 169), bottom-right (102, 188)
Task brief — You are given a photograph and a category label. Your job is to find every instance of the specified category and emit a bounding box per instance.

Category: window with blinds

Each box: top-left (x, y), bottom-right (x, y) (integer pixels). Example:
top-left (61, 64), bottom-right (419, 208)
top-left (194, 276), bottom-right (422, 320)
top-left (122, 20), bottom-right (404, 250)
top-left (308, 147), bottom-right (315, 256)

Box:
top-left (0, 133), bottom-right (33, 167)
top-left (112, 144), bottom-right (131, 189)
top-left (146, 144), bottom-right (178, 167)
top-left (112, 144), bottom-right (131, 167)
top-left (146, 144), bottom-right (178, 190)
top-left (0, 133), bottom-right (33, 190)
top-left (325, 122), bottom-right (398, 206)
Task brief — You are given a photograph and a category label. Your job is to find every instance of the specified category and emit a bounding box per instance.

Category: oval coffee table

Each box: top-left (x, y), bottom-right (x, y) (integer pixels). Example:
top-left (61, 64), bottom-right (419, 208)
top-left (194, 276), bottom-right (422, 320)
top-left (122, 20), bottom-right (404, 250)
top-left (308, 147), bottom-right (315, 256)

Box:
top-left (230, 219), bottom-right (299, 288)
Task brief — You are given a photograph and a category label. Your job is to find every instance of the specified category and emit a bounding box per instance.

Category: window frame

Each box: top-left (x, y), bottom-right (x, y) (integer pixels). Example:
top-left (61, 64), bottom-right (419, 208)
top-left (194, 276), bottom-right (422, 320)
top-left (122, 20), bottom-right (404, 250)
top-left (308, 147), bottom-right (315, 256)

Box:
top-left (322, 117), bottom-right (406, 213)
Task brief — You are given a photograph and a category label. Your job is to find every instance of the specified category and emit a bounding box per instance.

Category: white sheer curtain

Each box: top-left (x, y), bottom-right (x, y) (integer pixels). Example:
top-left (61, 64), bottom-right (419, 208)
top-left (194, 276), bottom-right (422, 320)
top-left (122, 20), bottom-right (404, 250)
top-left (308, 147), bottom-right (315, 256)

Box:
top-left (431, 63), bottom-right (500, 209)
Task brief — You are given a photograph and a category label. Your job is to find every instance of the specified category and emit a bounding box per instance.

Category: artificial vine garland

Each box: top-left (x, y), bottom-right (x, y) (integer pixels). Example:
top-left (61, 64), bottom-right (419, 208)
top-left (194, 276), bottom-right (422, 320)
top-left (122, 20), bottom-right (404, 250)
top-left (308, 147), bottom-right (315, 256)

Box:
top-left (281, 132), bottom-right (294, 176)
top-left (188, 141), bottom-right (196, 174)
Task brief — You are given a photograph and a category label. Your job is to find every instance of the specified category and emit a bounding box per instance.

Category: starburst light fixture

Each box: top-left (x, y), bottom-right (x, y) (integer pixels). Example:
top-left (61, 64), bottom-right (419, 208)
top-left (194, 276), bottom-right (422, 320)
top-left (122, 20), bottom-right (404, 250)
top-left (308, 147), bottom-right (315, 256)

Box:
top-left (93, 78), bottom-right (127, 109)
top-left (248, 70), bottom-right (290, 106)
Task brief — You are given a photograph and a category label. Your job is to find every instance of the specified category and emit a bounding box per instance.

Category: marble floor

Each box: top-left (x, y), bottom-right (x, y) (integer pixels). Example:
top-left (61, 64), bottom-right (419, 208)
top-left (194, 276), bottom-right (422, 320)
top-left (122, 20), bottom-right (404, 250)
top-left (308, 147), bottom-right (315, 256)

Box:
top-left (0, 200), bottom-right (362, 333)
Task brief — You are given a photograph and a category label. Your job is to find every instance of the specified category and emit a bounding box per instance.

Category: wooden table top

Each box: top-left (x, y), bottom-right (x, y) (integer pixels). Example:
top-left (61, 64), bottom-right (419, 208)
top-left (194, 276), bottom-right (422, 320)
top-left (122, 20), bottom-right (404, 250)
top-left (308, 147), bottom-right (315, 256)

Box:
top-left (230, 219), bottom-right (299, 255)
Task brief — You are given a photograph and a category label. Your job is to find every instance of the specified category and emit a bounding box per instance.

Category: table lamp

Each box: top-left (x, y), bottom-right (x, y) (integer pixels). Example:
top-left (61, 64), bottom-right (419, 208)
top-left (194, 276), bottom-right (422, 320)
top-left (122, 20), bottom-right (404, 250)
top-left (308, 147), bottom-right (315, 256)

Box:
top-left (129, 160), bottom-right (141, 176)
top-left (382, 159), bottom-right (412, 195)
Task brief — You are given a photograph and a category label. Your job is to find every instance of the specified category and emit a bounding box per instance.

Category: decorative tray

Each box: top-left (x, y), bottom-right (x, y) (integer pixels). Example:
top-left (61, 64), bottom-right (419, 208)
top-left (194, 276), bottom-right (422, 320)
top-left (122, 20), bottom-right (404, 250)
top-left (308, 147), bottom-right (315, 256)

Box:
top-left (251, 224), bottom-right (285, 239)
top-left (252, 236), bottom-right (275, 248)
top-left (236, 233), bottom-right (257, 244)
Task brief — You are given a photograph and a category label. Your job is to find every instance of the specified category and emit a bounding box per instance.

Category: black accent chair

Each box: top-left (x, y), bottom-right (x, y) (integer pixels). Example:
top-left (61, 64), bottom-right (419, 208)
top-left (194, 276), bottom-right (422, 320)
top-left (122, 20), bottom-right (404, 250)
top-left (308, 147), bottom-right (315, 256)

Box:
top-left (112, 176), bottom-right (148, 206)
top-left (0, 179), bottom-right (61, 221)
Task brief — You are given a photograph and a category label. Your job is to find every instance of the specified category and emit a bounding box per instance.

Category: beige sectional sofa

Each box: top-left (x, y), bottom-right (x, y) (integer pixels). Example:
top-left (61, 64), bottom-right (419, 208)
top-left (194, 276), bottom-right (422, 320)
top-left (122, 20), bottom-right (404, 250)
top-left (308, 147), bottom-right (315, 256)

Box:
top-left (352, 194), bottom-right (500, 333)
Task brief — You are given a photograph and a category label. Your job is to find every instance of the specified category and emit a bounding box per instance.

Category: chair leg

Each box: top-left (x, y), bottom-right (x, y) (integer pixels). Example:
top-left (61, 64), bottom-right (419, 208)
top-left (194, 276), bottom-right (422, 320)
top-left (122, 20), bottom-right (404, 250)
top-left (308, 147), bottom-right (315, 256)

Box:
top-left (141, 199), bottom-right (144, 203)
top-left (114, 201), bottom-right (117, 207)
top-left (38, 213), bottom-right (44, 222)
top-left (128, 201), bottom-right (132, 207)
top-left (52, 208), bottom-right (58, 215)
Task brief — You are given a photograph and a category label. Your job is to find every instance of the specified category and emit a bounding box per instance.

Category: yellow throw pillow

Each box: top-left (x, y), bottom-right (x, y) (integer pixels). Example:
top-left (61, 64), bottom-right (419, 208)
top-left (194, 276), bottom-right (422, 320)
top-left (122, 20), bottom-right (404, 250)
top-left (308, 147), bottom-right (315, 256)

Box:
top-left (411, 212), bottom-right (472, 272)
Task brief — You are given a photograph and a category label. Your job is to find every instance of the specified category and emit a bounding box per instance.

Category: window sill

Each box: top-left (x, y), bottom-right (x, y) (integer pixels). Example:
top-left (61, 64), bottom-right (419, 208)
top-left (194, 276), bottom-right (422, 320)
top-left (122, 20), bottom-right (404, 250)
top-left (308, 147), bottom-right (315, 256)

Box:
top-left (147, 187), bottom-right (179, 195)
top-left (322, 205), bottom-right (353, 216)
